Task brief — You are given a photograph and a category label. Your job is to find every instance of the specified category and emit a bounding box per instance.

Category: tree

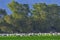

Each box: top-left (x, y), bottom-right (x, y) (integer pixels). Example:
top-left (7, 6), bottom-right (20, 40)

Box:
top-left (31, 3), bottom-right (48, 32)
top-left (7, 1), bottom-right (31, 33)
top-left (8, 1), bottom-right (29, 19)
top-left (0, 9), bottom-right (7, 23)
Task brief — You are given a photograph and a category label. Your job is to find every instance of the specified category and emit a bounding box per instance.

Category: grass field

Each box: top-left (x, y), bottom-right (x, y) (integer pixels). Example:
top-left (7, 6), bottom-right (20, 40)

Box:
top-left (0, 35), bottom-right (60, 40)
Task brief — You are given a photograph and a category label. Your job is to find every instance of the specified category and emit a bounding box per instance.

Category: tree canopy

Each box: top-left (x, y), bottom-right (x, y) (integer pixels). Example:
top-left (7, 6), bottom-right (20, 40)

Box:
top-left (0, 1), bottom-right (60, 33)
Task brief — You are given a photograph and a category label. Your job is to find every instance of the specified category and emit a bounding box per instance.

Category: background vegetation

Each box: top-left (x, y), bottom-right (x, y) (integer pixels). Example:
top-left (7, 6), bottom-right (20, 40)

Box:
top-left (0, 1), bottom-right (60, 33)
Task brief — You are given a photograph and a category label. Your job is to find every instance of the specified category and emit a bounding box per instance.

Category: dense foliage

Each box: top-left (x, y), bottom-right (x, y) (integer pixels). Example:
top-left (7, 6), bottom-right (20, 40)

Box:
top-left (0, 1), bottom-right (60, 33)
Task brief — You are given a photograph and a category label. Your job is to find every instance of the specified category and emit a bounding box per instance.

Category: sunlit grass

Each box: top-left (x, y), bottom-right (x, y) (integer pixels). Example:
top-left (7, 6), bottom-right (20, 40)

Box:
top-left (0, 35), bottom-right (60, 40)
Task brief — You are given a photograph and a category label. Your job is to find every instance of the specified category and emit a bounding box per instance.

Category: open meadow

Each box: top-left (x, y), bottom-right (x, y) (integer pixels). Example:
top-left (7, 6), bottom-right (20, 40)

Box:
top-left (0, 33), bottom-right (60, 40)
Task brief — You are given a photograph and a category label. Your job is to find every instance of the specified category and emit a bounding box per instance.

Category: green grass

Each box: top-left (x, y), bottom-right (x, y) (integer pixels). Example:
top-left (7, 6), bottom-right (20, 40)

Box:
top-left (0, 35), bottom-right (60, 40)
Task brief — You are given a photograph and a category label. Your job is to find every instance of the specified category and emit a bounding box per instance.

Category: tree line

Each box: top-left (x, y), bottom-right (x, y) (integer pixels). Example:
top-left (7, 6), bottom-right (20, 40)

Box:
top-left (0, 1), bottom-right (60, 33)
